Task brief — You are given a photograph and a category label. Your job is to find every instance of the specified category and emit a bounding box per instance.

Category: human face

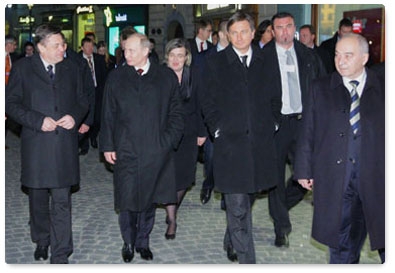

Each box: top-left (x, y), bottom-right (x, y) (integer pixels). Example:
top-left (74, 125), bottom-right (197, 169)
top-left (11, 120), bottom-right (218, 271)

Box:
top-left (299, 28), bottom-right (314, 48)
top-left (6, 41), bottom-right (17, 54)
top-left (167, 47), bottom-right (187, 73)
top-left (37, 33), bottom-right (66, 64)
top-left (335, 36), bottom-right (368, 79)
top-left (124, 36), bottom-right (149, 67)
top-left (262, 25), bottom-right (273, 44)
top-left (272, 16), bottom-right (296, 49)
top-left (228, 20), bottom-right (254, 54)
top-left (339, 25), bottom-right (353, 39)
top-left (199, 25), bottom-right (213, 41)
top-left (25, 45), bottom-right (34, 56)
top-left (97, 46), bottom-right (106, 56)
top-left (81, 41), bottom-right (94, 56)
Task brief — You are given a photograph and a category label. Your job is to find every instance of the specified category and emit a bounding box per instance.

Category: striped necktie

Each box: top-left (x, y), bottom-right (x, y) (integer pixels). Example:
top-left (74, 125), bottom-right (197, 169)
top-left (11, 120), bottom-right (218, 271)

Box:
top-left (349, 80), bottom-right (360, 134)
top-left (5, 54), bottom-right (11, 85)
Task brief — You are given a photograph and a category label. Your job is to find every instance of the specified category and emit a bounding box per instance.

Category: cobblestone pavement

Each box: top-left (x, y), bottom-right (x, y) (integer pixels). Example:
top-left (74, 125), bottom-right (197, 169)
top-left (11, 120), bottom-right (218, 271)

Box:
top-left (4, 132), bottom-right (381, 264)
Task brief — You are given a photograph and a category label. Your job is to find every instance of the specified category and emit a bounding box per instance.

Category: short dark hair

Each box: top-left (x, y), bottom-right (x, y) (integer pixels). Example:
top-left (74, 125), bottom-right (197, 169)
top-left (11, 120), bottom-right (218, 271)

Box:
top-left (81, 37), bottom-right (94, 47)
top-left (271, 12), bottom-right (295, 26)
top-left (339, 18), bottom-right (353, 29)
top-left (227, 11), bottom-right (255, 32)
top-left (121, 26), bottom-right (137, 41)
top-left (195, 19), bottom-right (212, 34)
top-left (299, 24), bottom-right (316, 35)
top-left (5, 34), bottom-right (16, 45)
top-left (34, 24), bottom-right (64, 46)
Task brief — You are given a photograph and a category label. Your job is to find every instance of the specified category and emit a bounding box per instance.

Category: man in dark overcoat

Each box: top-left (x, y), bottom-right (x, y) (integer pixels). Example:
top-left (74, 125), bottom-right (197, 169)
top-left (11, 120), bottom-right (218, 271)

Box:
top-left (99, 33), bottom-right (184, 263)
top-left (294, 33), bottom-right (385, 263)
top-left (261, 12), bottom-right (326, 248)
top-left (5, 24), bottom-right (89, 264)
top-left (200, 11), bottom-right (281, 264)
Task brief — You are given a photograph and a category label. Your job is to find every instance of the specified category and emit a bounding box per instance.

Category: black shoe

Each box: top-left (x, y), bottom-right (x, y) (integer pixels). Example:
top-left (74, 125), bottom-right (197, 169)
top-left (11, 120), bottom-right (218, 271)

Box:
top-left (136, 247), bottom-right (153, 260)
top-left (165, 222), bottom-right (177, 240)
top-left (200, 188), bottom-right (212, 204)
top-left (34, 245), bottom-right (48, 261)
top-left (225, 246), bottom-right (238, 262)
top-left (122, 243), bottom-right (134, 263)
top-left (79, 150), bottom-right (88, 156)
top-left (91, 138), bottom-right (98, 149)
top-left (274, 234), bottom-right (289, 248)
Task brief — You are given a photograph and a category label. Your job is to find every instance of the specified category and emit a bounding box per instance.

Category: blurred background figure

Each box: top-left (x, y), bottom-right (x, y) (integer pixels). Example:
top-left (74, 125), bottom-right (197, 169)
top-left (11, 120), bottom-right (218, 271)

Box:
top-left (253, 19), bottom-right (273, 49)
top-left (19, 41), bottom-right (35, 59)
top-left (148, 38), bottom-right (159, 64)
top-left (211, 31), bottom-right (219, 46)
top-left (97, 40), bottom-right (116, 72)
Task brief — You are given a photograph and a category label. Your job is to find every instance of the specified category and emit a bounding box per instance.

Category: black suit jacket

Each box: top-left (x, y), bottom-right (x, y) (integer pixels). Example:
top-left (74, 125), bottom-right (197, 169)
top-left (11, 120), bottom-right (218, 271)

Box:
top-left (188, 38), bottom-right (214, 63)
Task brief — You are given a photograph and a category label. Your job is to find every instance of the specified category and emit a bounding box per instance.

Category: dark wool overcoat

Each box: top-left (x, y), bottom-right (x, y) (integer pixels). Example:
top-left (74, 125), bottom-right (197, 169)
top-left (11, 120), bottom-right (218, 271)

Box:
top-left (201, 45), bottom-right (281, 194)
top-left (99, 63), bottom-right (184, 212)
top-left (294, 70), bottom-right (385, 250)
top-left (5, 54), bottom-right (89, 189)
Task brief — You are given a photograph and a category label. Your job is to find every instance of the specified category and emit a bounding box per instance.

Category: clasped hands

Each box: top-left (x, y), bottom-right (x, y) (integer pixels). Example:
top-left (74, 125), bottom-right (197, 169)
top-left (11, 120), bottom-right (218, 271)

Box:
top-left (41, 115), bottom-right (75, 132)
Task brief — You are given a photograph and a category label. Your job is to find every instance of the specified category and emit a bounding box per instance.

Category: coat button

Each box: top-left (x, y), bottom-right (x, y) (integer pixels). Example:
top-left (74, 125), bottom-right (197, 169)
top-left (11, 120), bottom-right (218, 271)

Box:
top-left (339, 132), bottom-right (345, 137)
top-left (54, 106), bottom-right (58, 112)
top-left (55, 130), bottom-right (59, 135)
top-left (336, 159), bottom-right (343, 164)
top-left (246, 129), bottom-right (249, 135)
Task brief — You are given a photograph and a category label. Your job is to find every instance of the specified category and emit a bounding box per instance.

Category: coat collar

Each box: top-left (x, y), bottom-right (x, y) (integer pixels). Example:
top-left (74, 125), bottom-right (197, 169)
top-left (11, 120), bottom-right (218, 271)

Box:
top-left (224, 44), bottom-right (263, 67)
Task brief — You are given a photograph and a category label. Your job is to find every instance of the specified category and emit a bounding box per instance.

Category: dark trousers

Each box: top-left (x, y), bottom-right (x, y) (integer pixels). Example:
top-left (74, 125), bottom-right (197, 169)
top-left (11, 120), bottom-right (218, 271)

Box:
top-left (269, 116), bottom-right (306, 236)
top-left (119, 203), bottom-right (156, 249)
top-left (201, 138), bottom-right (214, 190)
top-left (29, 187), bottom-right (72, 263)
top-left (329, 169), bottom-right (367, 263)
top-left (223, 193), bottom-right (255, 264)
top-left (78, 132), bottom-right (90, 153)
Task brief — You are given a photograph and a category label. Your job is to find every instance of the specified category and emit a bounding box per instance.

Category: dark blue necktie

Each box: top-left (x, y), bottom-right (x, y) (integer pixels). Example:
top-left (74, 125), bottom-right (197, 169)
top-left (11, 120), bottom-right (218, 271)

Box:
top-left (47, 65), bottom-right (54, 81)
top-left (349, 80), bottom-right (360, 134)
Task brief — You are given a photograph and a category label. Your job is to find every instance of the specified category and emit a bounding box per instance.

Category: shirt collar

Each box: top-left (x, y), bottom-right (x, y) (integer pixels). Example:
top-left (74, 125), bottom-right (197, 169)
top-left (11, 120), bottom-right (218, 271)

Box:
top-left (232, 46), bottom-right (252, 62)
top-left (39, 55), bottom-right (56, 74)
top-left (342, 68), bottom-right (367, 95)
top-left (134, 59), bottom-right (151, 75)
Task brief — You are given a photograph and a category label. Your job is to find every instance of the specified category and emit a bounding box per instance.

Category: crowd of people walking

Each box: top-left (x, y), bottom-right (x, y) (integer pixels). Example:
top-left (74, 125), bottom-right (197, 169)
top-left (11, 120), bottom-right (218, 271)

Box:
top-left (5, 10), bottom-right (384, 264)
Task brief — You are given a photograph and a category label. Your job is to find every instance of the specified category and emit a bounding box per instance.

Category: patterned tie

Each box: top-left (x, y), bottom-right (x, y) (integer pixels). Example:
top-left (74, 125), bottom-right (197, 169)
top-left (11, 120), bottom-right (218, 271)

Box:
top-left (137, 68), bottom-right (144, 76)
top-left (5, 54), bottom-right (11, 85)
top-left (87, 55), bottom-right (96, 87)
top-left (349, 80), bottom-right (360, 134)
top-left (47, 65), bottom-right (54, 81)
top-left (285, 50), bottom-right (301, 112)
top-left (200, 42), bottom-right (204, 52)
top-left (241, 55), bottom-right (248, 69)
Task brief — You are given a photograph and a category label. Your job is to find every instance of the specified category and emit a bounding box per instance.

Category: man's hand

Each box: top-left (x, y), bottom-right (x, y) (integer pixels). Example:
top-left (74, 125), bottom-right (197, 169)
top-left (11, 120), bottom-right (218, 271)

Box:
top-left (78, 123), bottom-right (90, 134)
top-left (197, 137), bottom-right (207, 146)
top-left (104, 152), bottom-right (117, 164)
top-left (41, 117), bottom-right (57, 132)
top-left (298, 179), bottom-right (314, 191)
top-left (56, 115), bottom-right (75, 130)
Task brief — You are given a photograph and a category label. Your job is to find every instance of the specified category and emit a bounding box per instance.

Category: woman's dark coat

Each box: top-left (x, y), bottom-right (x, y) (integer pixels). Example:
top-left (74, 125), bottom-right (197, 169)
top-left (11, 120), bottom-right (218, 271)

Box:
top-left (5, 54), bottom-right (89, 189)
top-left (200, 45), bottom-right (281, 194)
top-left (294, 70), bottom-right (385, 250)
top-left (100, 63), bottom-right (184, 212)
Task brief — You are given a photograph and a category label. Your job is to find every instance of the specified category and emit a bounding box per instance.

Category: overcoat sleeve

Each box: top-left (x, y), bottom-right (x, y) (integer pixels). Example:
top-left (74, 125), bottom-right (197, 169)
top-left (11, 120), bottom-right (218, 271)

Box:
top-left (5, 64), bottom-right (45, 131)
top-left (294, 79), bottom-right (316, 180)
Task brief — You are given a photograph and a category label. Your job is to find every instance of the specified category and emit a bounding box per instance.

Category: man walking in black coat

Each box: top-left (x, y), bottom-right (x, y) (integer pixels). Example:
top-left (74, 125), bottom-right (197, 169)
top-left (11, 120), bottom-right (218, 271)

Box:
top-left (261, 12), bottom-right (326, 248)
top-left (295, 33), bottom-right (385, 263)
top-left (100, 33), bottom-right (184, 263)
top-left (201, 11), bottom-right (281, 263)
top-left (5, 24), bottom-right (89, 263)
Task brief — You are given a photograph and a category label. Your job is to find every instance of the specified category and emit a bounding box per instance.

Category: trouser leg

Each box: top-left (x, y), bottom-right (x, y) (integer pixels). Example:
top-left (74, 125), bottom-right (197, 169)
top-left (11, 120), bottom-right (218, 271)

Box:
top-left (49, 187), bottom-right (72, 263)
top-left (224, 193), bottom-right (255, 264)
top-left (29, 188), bottom-right (50, 247)
top-left (119, 210), bottom-right (138, 246)
top-left (135, 204), bottom-right (156, 249)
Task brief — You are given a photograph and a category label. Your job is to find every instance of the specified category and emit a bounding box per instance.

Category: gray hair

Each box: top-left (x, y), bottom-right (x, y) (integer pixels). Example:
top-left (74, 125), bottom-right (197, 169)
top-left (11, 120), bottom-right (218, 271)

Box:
top-left (342, 33), bottom-right (369, 54)
top-left (34, 24), bottom-right (64, 46)
top-left (164, 38), bottom-right (192, 66)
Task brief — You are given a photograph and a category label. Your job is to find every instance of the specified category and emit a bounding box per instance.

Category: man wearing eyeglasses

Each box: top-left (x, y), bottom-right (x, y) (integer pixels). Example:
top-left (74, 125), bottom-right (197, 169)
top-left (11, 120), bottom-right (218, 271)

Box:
top-left (261, 12), bottom-right (326, 248)
top-left (6, 24), bottom-right (89, 263)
